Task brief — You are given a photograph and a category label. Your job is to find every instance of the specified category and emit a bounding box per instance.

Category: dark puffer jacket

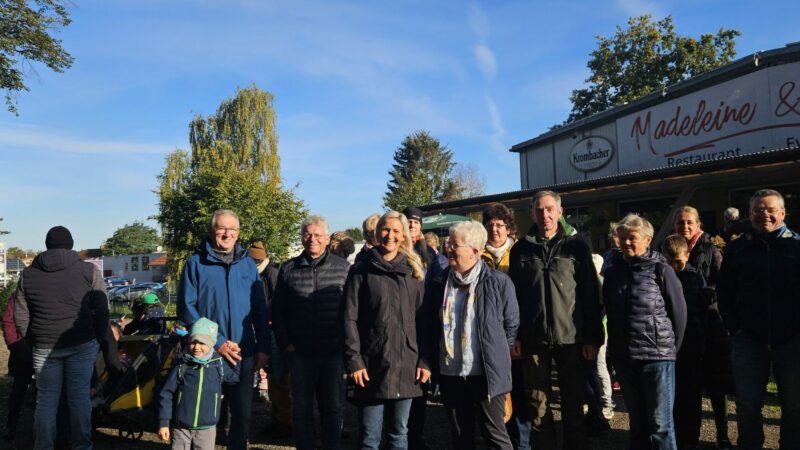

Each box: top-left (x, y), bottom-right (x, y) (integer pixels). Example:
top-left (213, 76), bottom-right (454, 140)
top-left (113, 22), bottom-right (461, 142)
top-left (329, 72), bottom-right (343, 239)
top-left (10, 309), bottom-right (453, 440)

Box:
top-left (343, 249), bottom-right (429, 402)
top-left (508, 225), bottom-right (604, 350)
top-left (272, 250), bottom-right (350, 356)
top-left (675, 264), bottom-right (708, 341)
top-left (603, 249), bottom-right (687, 361)
top-left (717, 226), bottom-right (800, 346)
top-left (425, 263), bottom-right (520, 398)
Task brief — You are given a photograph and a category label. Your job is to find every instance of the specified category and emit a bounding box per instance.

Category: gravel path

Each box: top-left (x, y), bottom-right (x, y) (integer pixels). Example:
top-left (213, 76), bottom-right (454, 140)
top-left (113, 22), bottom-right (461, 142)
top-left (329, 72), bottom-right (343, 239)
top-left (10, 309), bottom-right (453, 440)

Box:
top-left (0, 342), bottom-right (781, 449)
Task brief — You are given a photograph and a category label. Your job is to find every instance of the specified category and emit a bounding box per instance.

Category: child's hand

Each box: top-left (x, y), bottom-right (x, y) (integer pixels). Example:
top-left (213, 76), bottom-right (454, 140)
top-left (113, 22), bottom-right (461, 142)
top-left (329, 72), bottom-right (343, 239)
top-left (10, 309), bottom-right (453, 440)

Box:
top-left (158, 427), bottom-right (170, 442)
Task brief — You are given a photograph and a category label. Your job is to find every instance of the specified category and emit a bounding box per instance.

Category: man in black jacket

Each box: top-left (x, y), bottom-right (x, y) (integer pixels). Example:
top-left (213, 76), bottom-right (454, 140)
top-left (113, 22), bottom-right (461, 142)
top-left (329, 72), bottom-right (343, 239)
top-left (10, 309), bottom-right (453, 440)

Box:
top-left (508, 191), bottom-right (604, 450)
top-left (718, 189), bottom-right (800, 450)
top-left (272, 215), bottom-right (350, 450)
top-left (14, 226), bottom-right (109, 450)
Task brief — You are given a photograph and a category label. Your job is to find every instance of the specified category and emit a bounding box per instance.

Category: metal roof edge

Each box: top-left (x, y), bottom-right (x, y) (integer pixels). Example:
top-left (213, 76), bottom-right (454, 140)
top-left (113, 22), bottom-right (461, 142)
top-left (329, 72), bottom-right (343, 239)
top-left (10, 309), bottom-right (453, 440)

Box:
top-left (423, 146), bottom-right (800, 212)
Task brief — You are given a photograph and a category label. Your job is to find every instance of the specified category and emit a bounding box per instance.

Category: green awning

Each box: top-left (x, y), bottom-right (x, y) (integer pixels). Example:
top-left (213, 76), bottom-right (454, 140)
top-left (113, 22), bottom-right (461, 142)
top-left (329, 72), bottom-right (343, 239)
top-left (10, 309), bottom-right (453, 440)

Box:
top-left (422, 214), bottom-right (471, 231)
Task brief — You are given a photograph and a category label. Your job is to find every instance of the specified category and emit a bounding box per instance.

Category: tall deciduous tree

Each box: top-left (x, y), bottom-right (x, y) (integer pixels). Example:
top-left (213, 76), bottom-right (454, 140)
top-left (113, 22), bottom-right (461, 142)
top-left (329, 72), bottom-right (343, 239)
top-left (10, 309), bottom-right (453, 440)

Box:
top-left (1, 0), bottom-right (74, 114)
top-left (384, 130), bottom-right (456, 211)
top-left (190, 85), bottom-right (280, 185)
top-left (103, 222), bottom-right (161, 256)
top-left (156, 86), bottom-right (305, 280)
top-left (566, 15), bottom-right (739, 123)
top-left (343, 227), bottom-right (364, 241)
top-left (445, 163), bottom-right (486, 200)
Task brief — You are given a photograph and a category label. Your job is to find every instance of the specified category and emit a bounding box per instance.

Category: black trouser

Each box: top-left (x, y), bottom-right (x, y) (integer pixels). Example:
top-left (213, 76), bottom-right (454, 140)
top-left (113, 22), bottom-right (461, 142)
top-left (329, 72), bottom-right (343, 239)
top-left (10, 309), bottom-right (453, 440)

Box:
top-left (674, 339), bottom-right (705, 447)
top-left (440, 375), bottom-right (513, 450)
top-left (407, 383), bottom-right (428, 448)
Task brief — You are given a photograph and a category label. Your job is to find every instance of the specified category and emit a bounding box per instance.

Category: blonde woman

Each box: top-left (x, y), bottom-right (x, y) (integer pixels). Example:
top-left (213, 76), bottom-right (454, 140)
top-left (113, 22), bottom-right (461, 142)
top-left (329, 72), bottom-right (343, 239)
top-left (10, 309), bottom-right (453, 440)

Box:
top-left (343, 211), bottom-right (431, 449)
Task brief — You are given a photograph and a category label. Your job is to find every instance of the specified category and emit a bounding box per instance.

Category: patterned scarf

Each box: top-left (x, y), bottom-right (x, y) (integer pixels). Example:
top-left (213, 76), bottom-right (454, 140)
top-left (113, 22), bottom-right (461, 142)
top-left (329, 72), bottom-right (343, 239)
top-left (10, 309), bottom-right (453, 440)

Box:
top-left (442, 260), bottom-right (482, 375)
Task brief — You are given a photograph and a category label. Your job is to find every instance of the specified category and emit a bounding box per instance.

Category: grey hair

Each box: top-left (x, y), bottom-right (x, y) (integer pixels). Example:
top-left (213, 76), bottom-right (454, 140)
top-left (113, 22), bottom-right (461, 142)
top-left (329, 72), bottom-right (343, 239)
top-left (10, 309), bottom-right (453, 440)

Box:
top-left (210, 209), bottom-right (240, 231)
top-left (449, 220), bottom-right (488, 252)
top-left (616, 213), bottom-right (654, 239)
top-left (532, 190), bottom-right (562, 208)
top-left (300, 215), bottom-right (329, 237)
top-left (723, 207), bottom-right (739, 221)
top-left (749, 189), bottom-right (785, 210)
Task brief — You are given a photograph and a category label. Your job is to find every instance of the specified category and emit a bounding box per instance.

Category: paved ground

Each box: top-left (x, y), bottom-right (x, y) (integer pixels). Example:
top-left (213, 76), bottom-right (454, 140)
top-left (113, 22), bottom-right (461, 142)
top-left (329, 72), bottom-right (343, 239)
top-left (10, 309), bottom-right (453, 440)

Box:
top-left (0, 341), bottom-right (782, 449)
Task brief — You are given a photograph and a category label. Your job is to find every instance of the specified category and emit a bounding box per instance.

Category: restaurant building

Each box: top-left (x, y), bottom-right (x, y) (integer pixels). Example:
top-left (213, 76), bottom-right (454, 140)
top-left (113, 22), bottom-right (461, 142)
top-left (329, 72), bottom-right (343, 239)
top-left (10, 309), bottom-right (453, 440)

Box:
top-left (421, 43), bottom-right (800, 251)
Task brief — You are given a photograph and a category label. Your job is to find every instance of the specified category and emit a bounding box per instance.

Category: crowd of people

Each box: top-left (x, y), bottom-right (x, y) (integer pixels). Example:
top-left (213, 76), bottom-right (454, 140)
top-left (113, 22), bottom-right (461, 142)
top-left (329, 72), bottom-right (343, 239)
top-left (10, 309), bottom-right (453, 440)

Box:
top-left (1, 187), bottom-right (799, 450)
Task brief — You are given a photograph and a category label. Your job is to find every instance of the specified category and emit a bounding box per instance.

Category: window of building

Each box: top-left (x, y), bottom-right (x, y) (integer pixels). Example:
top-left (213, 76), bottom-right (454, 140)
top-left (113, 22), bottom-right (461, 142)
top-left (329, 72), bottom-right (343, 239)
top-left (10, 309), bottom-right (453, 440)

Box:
top-left (142, 256), bottom-right (149, 271)
top-left (131, 257), bottom-right (139, 272)
top-left (124, 263), bottom-right (129, 271)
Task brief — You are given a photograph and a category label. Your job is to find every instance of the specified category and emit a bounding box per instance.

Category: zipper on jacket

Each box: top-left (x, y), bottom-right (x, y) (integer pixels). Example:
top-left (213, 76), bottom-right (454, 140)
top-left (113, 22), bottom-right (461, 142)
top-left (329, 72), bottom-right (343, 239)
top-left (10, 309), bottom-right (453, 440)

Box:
top-left (193, 366), bottom-right (204, 428)
top-left (214, 392), bottom-right (218, 418)
top-left (474, 278), bottom-right (492, 401)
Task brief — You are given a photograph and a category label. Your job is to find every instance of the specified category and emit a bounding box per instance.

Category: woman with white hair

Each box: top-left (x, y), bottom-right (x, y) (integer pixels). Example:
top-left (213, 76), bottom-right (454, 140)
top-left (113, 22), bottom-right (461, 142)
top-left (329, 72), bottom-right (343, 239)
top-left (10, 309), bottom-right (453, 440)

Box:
top-left (603, 214), bottom-right (687, 450)
top-left (425, 220), bottom-right (519, 449)
top-left (343, 210), bottom-right (431, 450)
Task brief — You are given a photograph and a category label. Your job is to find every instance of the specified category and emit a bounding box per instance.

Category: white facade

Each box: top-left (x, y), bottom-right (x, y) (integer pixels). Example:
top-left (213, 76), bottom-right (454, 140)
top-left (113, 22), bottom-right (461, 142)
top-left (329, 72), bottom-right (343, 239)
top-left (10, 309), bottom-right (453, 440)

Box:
top-left (519, 60), bottom-right (800, 189)
top-left (102, 252), bottom-right (166, 282)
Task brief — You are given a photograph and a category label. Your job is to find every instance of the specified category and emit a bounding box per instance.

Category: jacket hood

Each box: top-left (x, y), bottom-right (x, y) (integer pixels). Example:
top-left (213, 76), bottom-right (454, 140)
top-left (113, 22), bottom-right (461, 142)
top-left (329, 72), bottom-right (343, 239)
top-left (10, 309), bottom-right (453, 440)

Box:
top-left (32, 248), bottom-right (81, 273)
top-left (367, 247), bottom-right (412, 275)
top-left (197, 238), bottom-right (247, 264)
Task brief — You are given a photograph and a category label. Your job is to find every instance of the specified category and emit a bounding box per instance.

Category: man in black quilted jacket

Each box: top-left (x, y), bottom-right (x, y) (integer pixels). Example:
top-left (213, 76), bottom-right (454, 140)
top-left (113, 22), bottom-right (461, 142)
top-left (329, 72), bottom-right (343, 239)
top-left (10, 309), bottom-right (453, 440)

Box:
top-left (272, 215), bottom-right (351, 450)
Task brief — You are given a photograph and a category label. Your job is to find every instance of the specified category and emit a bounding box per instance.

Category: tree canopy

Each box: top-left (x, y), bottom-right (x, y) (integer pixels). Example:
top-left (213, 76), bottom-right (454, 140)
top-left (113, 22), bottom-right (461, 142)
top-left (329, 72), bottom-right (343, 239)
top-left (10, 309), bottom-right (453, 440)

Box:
top-left (447, 162), bottom-right (486, 200)
top-left (566, 15), bottom-right (740, 123)
top-left (5, 246), bottom-right (38, 260)
top-left (343, 227), bottom-right (364, 241)
top-left (103, 222), bottom-right (161, 256)
top-left (384, 130), bottom-right (457, 211)
top-left (156, 86), bottom-right (305, 280)
top-left (1, 0), bottom-right (74, 114)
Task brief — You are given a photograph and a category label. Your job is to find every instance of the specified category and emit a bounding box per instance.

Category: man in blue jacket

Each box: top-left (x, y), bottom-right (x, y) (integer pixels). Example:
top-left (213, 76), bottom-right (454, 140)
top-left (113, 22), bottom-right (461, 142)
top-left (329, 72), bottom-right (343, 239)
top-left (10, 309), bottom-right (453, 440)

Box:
top-left (718, 189), bottom-right (800, 450)
top-left (178, 209), bottom-right (269, 450)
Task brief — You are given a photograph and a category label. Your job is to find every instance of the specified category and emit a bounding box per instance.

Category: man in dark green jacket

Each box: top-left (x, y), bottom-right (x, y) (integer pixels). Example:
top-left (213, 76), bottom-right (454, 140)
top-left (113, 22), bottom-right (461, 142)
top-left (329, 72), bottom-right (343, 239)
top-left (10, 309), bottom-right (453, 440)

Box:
top-left (508, 191), bottom-right (604, 450)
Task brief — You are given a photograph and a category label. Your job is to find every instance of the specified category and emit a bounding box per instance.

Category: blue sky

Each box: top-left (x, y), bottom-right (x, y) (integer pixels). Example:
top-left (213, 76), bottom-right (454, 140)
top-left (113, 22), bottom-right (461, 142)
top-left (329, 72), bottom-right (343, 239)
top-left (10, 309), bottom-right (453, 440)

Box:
top-left (1, 0), bottom-right (797, 251)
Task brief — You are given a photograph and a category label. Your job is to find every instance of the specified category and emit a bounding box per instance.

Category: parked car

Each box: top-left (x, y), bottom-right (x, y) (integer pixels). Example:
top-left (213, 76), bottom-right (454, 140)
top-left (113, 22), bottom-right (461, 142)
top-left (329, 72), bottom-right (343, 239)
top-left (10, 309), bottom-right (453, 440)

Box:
top-left (104, 277), bottom-right (131, 288)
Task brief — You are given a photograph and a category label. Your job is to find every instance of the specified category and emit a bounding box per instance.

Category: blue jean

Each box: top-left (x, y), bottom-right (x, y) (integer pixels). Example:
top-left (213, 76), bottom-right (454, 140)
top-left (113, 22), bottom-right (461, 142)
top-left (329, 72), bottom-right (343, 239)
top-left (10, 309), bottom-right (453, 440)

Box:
top-left (289, 352), bottom-right (345, 450)
top-left (612, 358), bottom-right (676, 450)
top-left (32, 339), bottom-right (99, 450)
top-left (358, 398), bottom-right (413, 450)
top-left (731, 333), bottom-right (800, 450)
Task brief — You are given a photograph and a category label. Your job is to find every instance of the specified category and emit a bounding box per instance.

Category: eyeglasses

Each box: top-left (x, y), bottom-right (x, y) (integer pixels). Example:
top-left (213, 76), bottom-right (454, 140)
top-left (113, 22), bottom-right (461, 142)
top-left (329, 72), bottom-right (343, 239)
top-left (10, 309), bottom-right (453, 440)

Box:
top-left (214, 226), bottom-right (240, 234)
top-left (302, 232), bottom-right (327, 241)
top-left (446, 241), bottom-right (471, 250)
top-left (751, 207), bottom-right (783, 214)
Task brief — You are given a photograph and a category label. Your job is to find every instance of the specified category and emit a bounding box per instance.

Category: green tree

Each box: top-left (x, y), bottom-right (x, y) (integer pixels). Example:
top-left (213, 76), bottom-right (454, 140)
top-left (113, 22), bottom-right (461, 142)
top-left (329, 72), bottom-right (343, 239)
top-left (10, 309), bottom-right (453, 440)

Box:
top-left (566, 15), bottom-right (739, 123)
top-left (103, 222), bottom-right (161, 256)
top-left (190, 84), bottom-right (280, 185)
top-left (6, 246), bottom-right (37, 259)
top-left (344, 227), bottom-right (364, 241)
top-left (156, 86), bottom-right (306, 280)
top-left (384, 130), bottom-right (456, 211)
top-left (1, 0), bottom-right (74, 114)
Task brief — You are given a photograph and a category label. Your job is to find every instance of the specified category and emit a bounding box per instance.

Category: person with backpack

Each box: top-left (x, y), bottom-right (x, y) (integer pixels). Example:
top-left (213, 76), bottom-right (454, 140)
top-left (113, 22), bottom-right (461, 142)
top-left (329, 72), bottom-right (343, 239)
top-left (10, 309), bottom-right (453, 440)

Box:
top-left (159, 318), bottom-right (230, 449)
top-left (603, 214), bottom-right (687, 450)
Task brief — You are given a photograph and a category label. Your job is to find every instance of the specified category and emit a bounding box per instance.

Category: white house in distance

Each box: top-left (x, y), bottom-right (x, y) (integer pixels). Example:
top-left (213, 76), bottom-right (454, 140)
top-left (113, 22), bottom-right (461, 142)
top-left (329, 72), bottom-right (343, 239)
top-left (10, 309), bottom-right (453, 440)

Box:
top-left (102, 251), bottom-right (167, 282)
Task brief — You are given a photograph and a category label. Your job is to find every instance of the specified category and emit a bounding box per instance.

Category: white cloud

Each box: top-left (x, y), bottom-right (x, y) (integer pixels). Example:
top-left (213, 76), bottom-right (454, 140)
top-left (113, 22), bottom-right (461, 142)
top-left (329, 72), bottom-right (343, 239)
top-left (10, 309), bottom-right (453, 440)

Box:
top-left (474, 44), bottom-right (497, 80)
top-left (0, 123), bottom-right (174, 155)
top-left (486, 95), bottom-right (506, 153)
top-left (468, 2), bottom-right (489, 40)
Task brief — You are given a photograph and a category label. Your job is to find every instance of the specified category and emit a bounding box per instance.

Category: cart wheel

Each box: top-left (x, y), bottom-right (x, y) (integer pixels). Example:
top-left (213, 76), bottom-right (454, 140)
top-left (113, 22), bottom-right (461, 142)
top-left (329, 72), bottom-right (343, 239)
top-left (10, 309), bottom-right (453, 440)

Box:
top-left (117, 419), bottom-right (144, 441)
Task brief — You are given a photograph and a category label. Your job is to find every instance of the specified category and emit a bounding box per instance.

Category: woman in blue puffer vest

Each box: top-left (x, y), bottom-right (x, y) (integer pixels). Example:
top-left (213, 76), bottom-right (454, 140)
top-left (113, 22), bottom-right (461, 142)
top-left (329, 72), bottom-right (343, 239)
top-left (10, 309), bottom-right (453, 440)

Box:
top-left (603, 214), bottom-right (687, 450)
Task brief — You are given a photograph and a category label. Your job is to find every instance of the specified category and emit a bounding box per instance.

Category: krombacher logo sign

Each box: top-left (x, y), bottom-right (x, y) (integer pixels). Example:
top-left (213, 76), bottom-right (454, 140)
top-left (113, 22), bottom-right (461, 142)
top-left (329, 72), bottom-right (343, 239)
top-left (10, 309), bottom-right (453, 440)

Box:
top-left (569, 136), bottom-right (614, 172)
